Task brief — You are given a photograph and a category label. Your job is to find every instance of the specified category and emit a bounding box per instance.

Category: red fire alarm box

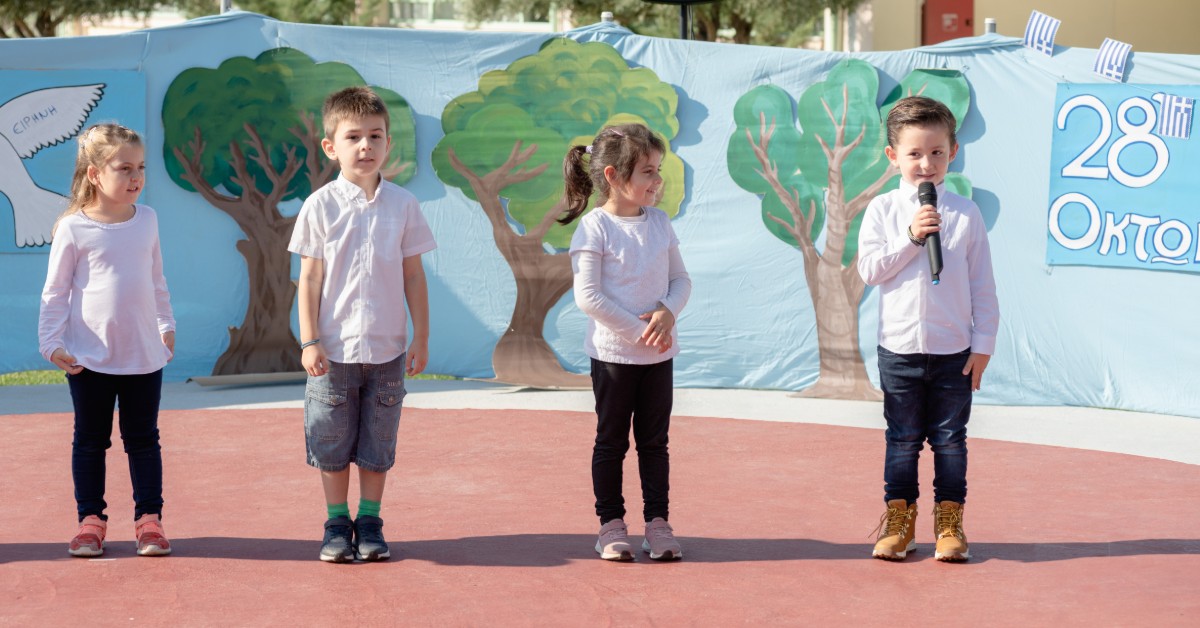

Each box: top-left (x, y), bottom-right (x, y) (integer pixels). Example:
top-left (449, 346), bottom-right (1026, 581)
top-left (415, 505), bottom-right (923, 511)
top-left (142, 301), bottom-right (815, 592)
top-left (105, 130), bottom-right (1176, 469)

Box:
top-left (922, 0), bottom-right (974, 45)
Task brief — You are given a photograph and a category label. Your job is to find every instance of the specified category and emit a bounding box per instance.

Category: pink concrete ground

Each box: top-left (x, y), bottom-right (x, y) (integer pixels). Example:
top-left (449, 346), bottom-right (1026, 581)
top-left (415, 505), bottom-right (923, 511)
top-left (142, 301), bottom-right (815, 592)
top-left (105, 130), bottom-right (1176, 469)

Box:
top-left (2, 407), bottom-right (1197, 626)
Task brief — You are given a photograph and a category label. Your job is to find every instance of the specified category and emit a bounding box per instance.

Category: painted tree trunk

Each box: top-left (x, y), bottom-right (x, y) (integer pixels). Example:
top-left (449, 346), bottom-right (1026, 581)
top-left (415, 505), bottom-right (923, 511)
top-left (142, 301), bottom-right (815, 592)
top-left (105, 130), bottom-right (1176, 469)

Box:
top-left (444, 145), bottom-right (589, 389)
top-left (801, 253), bottom-right (879, 400)
top-left (212, 221), bottom-right (301, 375)
top-left (491, 229), bottom-right (590, 388)
top-left (798, 172), bottom-right (882, 400)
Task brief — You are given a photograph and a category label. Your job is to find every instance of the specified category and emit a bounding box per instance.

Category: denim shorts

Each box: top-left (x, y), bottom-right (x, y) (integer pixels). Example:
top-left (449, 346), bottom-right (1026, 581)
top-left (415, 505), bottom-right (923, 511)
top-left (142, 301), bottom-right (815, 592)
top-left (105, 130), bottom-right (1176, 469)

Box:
top-left (304, 353), bottom-right (407, 472)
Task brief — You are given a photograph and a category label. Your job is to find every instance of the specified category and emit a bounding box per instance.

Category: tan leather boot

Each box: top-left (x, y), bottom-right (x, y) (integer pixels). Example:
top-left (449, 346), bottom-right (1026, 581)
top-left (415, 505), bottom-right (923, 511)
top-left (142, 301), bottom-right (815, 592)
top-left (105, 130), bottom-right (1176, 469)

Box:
top-left (871, 499), bottom-right (917, 560)
top-left (933, 501), bottom-right (970, 561)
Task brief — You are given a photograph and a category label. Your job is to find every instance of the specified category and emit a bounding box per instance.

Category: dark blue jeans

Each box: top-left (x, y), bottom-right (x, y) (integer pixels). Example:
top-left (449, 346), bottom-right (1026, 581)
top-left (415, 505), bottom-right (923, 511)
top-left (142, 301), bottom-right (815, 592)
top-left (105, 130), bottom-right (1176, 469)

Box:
top-left (67, 368), bottom-right (164, 522)
top-left (877, 346), bottom-right (972, 506)
top-left (591, 358), bottom-right (673, 525)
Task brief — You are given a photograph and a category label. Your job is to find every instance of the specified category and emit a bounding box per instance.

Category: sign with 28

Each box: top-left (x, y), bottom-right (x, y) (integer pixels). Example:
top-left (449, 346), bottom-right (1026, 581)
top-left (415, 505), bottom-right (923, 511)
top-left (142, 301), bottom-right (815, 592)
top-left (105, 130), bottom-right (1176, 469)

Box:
top-left (1047, 84), bottom-right (1199, 271)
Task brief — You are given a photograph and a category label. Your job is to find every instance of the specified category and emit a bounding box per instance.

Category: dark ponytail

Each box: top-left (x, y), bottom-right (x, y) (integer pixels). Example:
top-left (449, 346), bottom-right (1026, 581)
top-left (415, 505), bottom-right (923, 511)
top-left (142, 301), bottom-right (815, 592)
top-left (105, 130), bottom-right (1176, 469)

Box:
top-left (559, 145), bottom-right (593, 225)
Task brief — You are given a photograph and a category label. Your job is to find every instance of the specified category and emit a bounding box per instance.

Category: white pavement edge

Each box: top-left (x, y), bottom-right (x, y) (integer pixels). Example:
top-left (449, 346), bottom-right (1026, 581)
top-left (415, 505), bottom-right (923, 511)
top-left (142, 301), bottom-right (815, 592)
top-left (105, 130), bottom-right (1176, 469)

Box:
top-left (2, 379), bottom-right (1197, 466)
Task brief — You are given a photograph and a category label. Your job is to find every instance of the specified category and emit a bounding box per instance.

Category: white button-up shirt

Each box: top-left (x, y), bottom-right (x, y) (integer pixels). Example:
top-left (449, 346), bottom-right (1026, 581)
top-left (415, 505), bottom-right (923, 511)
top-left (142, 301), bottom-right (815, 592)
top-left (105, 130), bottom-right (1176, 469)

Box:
top-left (288, 176), bottom-right (436, 365)
top-left (856, 180), bottom-right (999, 356)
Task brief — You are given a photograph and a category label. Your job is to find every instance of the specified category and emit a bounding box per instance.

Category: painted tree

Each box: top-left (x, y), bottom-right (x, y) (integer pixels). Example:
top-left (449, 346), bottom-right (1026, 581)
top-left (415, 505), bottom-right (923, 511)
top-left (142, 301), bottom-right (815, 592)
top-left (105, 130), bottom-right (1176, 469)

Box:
top-left (432, 38), bottom-right (684, 387)
top-left (728, 61), bottom-right (970, 399)
top-left (163, 48), bottom-right (416, 375)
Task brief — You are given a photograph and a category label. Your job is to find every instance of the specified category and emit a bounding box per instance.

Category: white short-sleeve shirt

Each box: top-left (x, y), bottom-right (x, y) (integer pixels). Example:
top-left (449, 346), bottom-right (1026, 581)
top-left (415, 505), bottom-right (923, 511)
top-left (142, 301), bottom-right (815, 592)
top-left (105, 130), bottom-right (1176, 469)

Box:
top-left (288, 176), bottom-right (436, 365)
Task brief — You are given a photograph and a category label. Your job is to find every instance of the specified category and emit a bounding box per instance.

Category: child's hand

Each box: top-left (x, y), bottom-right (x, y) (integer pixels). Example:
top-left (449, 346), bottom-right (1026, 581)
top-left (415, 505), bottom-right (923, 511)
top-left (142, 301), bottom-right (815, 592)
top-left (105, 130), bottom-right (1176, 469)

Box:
top-left (302, 343), bottom-right (329, 377)
top-left (162, 331), bottom-right (175, 362)
top-left (639, 307), bottom-right (675, 350)
top-left (910, 204), bottom-right (941, 240)
top-left (50, 348), bottom-right (83, 375)
top-left (963, 353), bottom-right (991, 391)
top-left (406, 338), bottom-right (428, 376)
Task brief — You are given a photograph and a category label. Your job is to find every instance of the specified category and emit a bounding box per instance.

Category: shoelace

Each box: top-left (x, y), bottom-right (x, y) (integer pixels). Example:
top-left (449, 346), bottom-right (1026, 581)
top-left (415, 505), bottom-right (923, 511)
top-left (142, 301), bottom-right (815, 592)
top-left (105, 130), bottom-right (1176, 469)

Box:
top-left (934, 506), bottom-right (964, 539)
top-left (870, 506), bottom-right (912, 539)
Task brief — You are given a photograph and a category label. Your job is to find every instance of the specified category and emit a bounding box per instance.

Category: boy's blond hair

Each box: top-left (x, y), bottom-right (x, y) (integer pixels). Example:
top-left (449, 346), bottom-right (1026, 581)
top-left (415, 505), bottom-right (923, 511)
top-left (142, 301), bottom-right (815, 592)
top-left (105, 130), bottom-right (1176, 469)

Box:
top-left (886, 96), bottom-right (957, 148)
top-left (322, 86), bottom-right (390, 139)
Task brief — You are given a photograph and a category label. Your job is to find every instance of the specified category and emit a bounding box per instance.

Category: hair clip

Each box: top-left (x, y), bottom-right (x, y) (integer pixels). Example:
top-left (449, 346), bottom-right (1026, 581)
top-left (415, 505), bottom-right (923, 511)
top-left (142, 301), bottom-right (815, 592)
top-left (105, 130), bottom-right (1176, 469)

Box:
top-left (585, 145), bottom-right (593, 154)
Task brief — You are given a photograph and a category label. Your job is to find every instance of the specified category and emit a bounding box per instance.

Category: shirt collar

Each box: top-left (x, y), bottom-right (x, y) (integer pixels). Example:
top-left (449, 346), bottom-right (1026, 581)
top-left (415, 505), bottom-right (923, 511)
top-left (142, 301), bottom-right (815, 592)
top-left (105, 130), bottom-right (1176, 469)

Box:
top-left (331, 173), bottom-right (387, 203)
top-left (899, 178), bottom-right (947, 204)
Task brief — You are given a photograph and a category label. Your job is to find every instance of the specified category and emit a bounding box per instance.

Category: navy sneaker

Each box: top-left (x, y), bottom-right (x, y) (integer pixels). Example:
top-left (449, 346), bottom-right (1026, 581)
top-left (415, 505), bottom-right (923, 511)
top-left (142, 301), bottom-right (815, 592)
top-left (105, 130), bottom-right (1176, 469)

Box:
top-left (354, 515), bottom-right (391, 561)
top-left (319, 516), bottom-right (355, 563)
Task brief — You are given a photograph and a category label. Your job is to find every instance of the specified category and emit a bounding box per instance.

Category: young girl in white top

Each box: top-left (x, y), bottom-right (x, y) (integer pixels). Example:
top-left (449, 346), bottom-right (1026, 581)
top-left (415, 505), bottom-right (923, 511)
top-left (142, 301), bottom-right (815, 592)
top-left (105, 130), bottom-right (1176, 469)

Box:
top-left (39, 123), bottom-right (176, 558)
top-left (563, 123), bottom-right (692, 561)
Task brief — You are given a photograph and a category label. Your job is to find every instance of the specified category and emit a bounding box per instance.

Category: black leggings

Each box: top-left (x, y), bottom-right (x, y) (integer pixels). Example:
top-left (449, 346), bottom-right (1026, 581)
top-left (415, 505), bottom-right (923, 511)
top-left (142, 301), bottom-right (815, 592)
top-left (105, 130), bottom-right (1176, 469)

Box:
top-left (590, 358), bottom-right (673, 524)
top-left (68, 368), bottom-right (164, 522)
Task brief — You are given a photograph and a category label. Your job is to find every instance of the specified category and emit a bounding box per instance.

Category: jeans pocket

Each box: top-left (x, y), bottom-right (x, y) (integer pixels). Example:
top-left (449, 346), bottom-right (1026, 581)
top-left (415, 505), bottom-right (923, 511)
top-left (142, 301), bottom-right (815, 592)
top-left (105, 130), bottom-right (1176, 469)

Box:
top-left (305, 386), bottom-right (349, 442)
top-left (374, 387), bottom-right (405, 442)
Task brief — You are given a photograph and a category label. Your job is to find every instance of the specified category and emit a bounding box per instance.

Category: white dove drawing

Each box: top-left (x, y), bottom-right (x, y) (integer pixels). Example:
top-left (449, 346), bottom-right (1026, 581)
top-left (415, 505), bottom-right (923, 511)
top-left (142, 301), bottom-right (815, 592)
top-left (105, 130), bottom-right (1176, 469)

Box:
top-left (0, 84), bottom-right (104, 248)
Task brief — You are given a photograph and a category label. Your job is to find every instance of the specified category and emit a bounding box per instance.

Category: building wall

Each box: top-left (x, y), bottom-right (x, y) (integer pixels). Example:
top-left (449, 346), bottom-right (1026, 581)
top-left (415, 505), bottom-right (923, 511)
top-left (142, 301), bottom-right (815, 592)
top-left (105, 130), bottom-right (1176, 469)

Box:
top-left (975, 0), bottom-right (1200, 54)
top-left (869, 0), bottom-right (923, 51)
top-left (865, 0), bottom-right (1200, 54)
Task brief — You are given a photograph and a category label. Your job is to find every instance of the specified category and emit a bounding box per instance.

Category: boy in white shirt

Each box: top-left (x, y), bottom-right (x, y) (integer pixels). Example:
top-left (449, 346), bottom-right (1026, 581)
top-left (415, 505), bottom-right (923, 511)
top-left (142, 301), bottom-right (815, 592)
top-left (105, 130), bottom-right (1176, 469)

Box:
top-left (288, 87), bottom-right (436, 563)
top-left (857, 96), bottom-right (999, 562)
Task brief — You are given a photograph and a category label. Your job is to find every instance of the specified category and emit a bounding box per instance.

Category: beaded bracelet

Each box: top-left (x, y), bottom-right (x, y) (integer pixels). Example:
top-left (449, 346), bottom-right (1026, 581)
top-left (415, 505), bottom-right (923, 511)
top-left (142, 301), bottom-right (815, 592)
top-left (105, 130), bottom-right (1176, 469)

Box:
top-left (907, 226), bottom-right (926, 247)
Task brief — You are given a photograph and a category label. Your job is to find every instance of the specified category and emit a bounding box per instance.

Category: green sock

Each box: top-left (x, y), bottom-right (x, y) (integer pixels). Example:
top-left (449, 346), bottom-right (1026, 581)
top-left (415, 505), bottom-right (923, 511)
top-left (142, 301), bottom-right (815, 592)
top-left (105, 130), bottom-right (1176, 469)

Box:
top-left (327, 502), bottom-right (350, 520)
top-left (358, 498), bottom-right (381, 518)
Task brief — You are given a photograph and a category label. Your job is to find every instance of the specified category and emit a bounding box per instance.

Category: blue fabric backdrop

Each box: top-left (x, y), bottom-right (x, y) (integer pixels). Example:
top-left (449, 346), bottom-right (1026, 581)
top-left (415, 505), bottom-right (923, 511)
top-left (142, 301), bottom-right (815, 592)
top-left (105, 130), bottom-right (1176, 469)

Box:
top-left (2, 12), bottom-right (1197, 418)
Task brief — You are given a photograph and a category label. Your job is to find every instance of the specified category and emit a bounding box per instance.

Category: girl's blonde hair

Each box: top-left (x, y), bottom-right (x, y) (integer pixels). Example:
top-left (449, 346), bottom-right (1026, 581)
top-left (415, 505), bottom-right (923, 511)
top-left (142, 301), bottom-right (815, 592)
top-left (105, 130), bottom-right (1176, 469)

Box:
top-left (57, 123), bottom-right (143, 228)
top-left (560, 123), bottom-right (666, 225)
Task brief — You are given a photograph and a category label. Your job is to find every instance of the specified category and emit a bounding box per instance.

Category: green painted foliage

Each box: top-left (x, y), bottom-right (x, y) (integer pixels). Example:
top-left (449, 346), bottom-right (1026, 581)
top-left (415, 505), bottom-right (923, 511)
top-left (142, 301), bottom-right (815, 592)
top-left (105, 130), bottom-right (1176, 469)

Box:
top-left (728, 84), bottom-right (826, 244)
top-left (433, 38), bottom-right (683, 250)
top-left (728, 61), bottom-right (972, 262)
top-left (795, 60), bottom-right (890, 199)
top-left (162, 48), bottom-right (416, 201)
top-left (880, 69), bottom-right (970, 135)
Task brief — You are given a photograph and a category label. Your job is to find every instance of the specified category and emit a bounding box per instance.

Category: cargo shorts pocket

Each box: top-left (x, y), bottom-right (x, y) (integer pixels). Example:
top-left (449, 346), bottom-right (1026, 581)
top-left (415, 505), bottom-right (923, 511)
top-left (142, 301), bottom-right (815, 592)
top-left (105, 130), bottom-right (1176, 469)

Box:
top-left (306, 387), bottom-right (349, 442)
top-left (374, 386), bottom-right (405, 442)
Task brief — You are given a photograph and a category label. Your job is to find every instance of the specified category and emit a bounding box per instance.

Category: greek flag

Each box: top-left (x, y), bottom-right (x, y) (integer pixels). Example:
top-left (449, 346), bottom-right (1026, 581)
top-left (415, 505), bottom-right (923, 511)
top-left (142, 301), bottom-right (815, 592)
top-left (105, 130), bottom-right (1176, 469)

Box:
top-left (1023, 10), bottom-right (1061, 56)
top-left (1155, 93), bottom-right (1194, 139)
top-left (1094, 38), bottom-right (1132, 82)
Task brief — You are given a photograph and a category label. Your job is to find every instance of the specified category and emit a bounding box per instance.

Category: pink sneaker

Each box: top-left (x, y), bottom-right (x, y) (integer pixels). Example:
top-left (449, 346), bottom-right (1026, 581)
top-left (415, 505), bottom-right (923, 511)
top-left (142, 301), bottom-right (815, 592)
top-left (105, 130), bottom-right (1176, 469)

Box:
top-left (135, 514), bottom-right (172, 556)
top-left (595, 519), bottom-right (634, 561)
top-left (69, 515), bottom-right (107, 557)
top-left (642, 518), bottom-right (682, 561)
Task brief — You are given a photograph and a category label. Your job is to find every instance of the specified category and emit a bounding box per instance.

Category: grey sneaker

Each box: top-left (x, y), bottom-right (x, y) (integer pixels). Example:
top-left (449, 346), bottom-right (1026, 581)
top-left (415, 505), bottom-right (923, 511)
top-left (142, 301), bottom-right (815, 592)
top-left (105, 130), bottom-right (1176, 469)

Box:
top-left (642, 518), bottom-right (682, 560)
top-left (354, 515), bottom-right (391, 561)
top-left (319, 516), bottom-right (355, 563)
top-left (595, 519), bottom-right (634, 561)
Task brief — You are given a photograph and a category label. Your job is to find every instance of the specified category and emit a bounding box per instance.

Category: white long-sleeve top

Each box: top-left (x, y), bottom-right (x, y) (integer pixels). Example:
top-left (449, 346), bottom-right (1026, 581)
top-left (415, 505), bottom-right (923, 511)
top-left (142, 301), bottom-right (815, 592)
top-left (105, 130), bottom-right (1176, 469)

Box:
top-left (39, 205), bottom-right (175, 374)
top-left (856, 180), bottom-right (999, 356)
top-left (569, 207), bottom-right (691, 365)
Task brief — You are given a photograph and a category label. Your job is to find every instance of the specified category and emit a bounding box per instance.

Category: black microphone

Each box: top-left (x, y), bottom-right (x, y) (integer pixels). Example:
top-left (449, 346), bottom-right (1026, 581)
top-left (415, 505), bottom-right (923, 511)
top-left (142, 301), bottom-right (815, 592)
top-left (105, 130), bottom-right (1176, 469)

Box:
top-left (917, 182), bottom-right (943, 285)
